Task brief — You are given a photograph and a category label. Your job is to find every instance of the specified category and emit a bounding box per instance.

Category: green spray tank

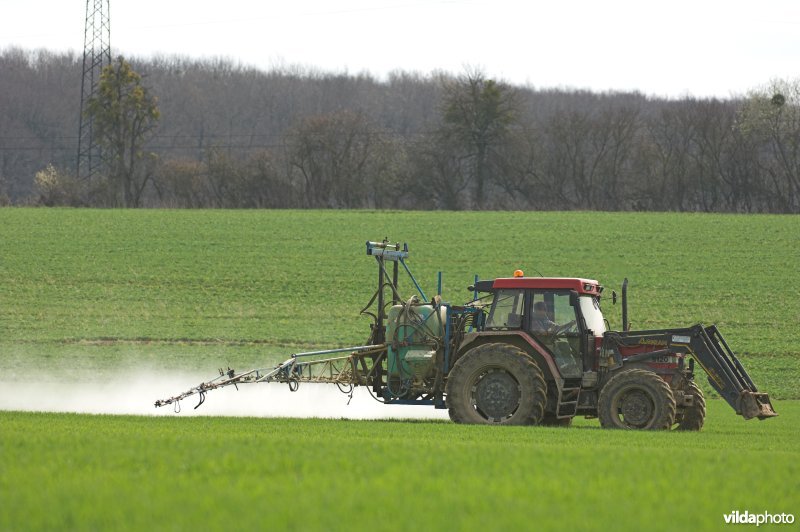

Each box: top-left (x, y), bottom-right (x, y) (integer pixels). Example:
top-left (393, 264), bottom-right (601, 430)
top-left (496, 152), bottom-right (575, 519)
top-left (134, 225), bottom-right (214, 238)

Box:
top-left (385, 295), bottom-right (447, 399)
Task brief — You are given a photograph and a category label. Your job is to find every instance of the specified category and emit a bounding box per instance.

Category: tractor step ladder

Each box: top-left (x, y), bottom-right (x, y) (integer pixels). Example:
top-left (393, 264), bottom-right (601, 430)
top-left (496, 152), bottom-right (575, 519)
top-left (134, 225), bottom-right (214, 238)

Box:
top-left (556, 380), bottom-right (581, 418)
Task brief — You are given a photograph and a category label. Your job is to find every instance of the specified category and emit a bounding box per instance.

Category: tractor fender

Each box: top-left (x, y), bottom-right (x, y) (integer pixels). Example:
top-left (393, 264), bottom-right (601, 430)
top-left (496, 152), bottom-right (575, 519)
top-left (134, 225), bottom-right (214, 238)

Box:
top-left (454, 331), bottom-right (565, 389)
top-left (603, 361), bottom-right (680, 388)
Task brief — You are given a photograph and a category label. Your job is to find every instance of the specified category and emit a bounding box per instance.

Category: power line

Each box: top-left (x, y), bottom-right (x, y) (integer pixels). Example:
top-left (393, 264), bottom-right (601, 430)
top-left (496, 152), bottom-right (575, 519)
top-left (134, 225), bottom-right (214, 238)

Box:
top-left (76, 0), bottom-right (111, 179)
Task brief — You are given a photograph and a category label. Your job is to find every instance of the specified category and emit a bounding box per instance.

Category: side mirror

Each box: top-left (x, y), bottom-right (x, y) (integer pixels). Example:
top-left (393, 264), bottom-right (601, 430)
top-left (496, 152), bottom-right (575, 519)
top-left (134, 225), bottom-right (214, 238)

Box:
top-left (569, 291), bottom-right (579, 307)
top-left (612, 290), bottom-right (617, 305)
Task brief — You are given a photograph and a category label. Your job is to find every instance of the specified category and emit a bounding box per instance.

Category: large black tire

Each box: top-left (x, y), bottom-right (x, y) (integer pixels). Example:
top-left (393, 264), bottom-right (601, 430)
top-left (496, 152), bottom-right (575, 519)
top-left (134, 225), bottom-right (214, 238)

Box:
top-left (676, 382), bottom-right (706, 431)
top-left (598, 369), bottom-right (676, 430)
top-left (446, 343), bottom-right (547, 425)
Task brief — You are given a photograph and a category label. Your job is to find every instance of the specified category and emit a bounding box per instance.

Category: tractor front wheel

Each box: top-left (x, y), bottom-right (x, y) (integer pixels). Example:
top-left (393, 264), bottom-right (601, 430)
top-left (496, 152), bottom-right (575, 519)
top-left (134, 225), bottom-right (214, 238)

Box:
top-left (598, 369), bottom-right (676, 430)
top-left (446, 343), bottom-right (547, 425)
top-left (676, 381), bottom-right (706, 431)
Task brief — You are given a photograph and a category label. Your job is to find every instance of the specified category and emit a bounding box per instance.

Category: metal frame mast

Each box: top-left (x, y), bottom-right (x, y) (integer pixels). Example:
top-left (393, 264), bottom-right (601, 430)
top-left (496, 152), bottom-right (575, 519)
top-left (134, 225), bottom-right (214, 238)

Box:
top-left (76, 0), bottom-right (111, 179)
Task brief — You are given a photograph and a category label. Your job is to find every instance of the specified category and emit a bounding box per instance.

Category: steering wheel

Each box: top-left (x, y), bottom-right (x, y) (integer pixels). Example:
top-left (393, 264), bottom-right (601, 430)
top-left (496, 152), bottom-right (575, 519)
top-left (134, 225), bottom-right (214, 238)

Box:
top-left (551, 320), bottom-right (577, 335)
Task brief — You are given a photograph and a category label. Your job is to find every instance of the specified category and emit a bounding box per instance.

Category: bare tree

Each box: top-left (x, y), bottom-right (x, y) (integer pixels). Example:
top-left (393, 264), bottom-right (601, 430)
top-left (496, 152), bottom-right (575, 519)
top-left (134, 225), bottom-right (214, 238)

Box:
top-left (288, 110), bottom-right (377, 208)
top-left (86, 57), bottom-right (160, 207)
top-left (593, 105), bottom-right (641, 209)
top-left (404, 133), bottom-right (470, 210)
top-left (643, 102), bottom-right (696, 210)
top-left (737, 79), bottom-right (800, 212)
top-left (439, 69), bottom-right (520, 208)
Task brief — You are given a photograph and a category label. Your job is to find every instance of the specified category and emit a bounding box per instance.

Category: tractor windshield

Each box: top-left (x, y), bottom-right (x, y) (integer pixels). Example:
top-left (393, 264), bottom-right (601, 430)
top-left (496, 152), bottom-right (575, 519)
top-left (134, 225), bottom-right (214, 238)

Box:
top-left (579, 296), bottom-right (606, 335)
top-left (485, 290), bottom-right (524, 329)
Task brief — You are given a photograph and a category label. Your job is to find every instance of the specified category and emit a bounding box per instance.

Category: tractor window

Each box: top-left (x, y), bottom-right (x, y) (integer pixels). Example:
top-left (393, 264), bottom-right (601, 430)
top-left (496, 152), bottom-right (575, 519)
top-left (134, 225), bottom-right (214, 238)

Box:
top-left (529, 291), bottom-right (582, 378)
top-left (580, 296), bottom-right (607, 335)
top-left (529, 292), bottom-right (577, 332)
top-left (486, 290), bottom-right (524, 329)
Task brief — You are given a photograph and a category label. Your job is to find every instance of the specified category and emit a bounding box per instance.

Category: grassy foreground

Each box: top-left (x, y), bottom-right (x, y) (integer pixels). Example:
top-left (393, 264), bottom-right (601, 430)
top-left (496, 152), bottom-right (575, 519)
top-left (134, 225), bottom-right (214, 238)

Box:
top-left (1, 401), bottom-right (798, 532)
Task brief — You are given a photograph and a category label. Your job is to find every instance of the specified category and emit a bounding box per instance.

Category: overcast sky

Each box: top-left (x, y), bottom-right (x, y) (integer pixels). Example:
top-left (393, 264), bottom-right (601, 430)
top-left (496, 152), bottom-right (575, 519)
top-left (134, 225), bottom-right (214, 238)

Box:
top-left (1, 0), bottom-right (797, 98)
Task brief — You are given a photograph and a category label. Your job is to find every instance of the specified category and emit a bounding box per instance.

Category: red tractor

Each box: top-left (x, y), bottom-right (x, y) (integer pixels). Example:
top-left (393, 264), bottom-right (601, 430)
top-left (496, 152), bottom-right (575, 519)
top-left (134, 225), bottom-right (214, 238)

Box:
top-left (445, 273), bottom-right (775, 429)
top-left (156, 240), bottom-right (776, 430)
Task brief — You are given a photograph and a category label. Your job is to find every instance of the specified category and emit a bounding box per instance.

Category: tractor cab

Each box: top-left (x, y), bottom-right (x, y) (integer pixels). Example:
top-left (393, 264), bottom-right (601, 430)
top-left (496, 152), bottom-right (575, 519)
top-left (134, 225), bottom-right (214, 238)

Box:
top-left (472, 275), bottom-right (607, 378)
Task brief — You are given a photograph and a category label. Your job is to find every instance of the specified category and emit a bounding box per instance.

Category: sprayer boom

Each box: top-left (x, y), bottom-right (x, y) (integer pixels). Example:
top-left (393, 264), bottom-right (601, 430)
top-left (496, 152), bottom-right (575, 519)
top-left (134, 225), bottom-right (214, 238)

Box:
top-left (154, 344), bottom-right (386, 411)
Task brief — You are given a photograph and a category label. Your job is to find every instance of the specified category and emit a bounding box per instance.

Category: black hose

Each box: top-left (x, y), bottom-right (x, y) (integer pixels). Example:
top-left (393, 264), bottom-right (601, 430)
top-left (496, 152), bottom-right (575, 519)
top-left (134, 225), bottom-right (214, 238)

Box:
top-left (193, 391), bottom-right (205, 410)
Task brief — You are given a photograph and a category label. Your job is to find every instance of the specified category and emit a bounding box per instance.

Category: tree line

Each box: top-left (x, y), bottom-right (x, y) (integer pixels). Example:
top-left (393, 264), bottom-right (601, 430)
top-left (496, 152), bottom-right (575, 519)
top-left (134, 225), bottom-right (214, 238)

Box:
top-left (1, 47), bottom-right (798, 212)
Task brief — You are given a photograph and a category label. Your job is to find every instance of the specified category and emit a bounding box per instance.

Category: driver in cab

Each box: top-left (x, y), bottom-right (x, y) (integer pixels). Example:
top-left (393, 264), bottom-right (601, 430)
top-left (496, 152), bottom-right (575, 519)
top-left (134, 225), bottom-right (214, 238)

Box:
top-left (530, 301), bottom-right (556, 333)
top-left (530, 300), bottom-right (581, 376)
top-left (530, 301), bottom-right (576, 335)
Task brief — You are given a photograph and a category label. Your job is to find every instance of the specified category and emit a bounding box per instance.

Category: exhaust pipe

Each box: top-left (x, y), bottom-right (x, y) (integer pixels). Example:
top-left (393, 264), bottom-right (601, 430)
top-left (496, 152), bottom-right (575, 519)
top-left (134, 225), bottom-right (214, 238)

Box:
top-left (622, 278), bottom-right (629, 331)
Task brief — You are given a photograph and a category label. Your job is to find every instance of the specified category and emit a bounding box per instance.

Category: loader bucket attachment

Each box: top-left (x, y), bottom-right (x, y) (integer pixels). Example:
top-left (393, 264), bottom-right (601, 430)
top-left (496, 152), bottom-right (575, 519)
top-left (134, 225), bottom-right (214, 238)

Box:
top-left (688, 325), bottom-right (777, 420)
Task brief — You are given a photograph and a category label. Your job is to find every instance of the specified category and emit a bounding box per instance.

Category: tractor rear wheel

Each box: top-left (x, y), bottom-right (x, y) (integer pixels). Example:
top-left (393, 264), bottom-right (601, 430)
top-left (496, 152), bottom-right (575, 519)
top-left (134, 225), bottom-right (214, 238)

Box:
top-left (598, 369), bottom-right (676, 430)
top-left (676, 382), bottom-right (706, 431)
top-left (446, 343), bottom-right (547, 425)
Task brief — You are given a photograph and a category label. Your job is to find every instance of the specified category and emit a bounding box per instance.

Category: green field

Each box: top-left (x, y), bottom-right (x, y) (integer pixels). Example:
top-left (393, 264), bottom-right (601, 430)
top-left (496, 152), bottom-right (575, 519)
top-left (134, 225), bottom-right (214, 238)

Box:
top-left (1, 208), bottom-right (799, 531)
top-left (2, 402), bottom-right (798, 531)
top-left (1, 209), bottom-right (798, 395)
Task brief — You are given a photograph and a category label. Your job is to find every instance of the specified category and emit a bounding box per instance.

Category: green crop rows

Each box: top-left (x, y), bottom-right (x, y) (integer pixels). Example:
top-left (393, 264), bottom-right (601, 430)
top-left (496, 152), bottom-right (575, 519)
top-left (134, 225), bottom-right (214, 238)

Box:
top-left (1, 402), bottom-right (798, 531)
top-left (1, 208), bottom-right (799, 531)
top-left (2, 209), bottom-right (798, 395)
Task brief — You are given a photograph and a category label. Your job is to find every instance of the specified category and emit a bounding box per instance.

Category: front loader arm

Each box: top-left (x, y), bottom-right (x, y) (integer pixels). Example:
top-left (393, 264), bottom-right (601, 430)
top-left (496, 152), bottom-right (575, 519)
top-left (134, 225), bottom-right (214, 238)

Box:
top-left (684, 325), bottom-right (777, 420)
top-left (604, 324), bottom-right (777, 420)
